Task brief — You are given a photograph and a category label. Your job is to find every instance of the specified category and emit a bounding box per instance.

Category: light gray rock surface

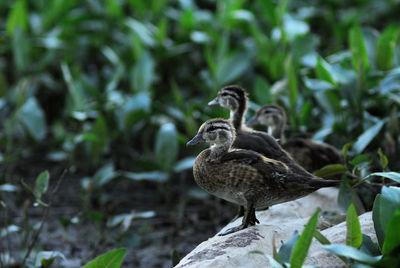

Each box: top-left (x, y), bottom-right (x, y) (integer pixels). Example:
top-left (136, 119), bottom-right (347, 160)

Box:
top-left (176, 188), bottom-right (376, 268)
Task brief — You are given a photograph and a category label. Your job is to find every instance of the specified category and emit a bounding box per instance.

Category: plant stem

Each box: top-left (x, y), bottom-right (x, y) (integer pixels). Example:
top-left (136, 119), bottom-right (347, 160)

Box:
top-left (21, 169), bottom-right (67, 266)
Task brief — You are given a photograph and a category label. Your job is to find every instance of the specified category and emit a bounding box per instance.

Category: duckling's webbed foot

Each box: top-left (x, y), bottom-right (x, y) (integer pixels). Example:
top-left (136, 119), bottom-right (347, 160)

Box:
top-left (219, 203), bottom-right (258, 236)
top-left (231, 205), bottom-right (245, 222)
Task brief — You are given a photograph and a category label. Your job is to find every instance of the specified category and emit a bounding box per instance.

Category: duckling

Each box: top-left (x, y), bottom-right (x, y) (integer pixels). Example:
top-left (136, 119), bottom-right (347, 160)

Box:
top-left (246, 104), bottom-right (342, 173)
top-left (187, 118), bottom-right (340, 235)
top-left (208, 86), bottom-right (303, 170)
top-left (208, 86), bottom-right (305, 218)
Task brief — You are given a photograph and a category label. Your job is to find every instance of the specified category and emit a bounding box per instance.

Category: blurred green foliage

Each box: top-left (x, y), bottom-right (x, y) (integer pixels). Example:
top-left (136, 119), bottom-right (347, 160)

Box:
top-left (1, 0), bottom-right (400, 177)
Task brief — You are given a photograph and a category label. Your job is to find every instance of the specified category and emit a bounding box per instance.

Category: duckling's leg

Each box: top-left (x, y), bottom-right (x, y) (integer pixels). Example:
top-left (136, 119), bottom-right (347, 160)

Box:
top-left (219, 203), bottom-right (259, 236)
top-left (230, 205), bottom-right (244, 222)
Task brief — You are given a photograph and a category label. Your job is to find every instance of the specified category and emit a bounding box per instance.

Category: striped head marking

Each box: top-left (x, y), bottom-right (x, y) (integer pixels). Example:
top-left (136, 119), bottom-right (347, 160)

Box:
top-left (187, 119), bottom-right (235, 146)
top-left (208, 85), bottom-right (247, 112)
top-left (247, 104), bottom-right (286, 127)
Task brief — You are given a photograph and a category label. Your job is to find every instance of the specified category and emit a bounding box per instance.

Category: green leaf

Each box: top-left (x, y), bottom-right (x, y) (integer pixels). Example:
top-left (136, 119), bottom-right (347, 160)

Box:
top-left (278, 230), bottom-right (299, 263)
top-left (342, 142), bottom-right (354, 163)
top-left (377, 148), bottom-right (388, 169)
top-left (350, 154), bottom-right (371, 166)
top-left (123, 171), bottom-right (169, 182)
top-left (322, 244), bottom-right (381, 263)
top-left (290, 209), bottom-right (319, 268)
top-left (18, 97), bottom-right (47, 142)
top-left (376, 26), bottom-right (399, 71)
top-left (382, 210), bottom-right (400, 255)
top-left (338, 180), bottom-right (365, 214)
top-left (353, 121), bottom-right (385, 154)
top-left (315, 56), bottom-right (337, 86)
top-left (313, 164), bottom-right (347, 178)
top-left (216, 52), bottom-right (252, 85)
top-left (6, 0), bottom-right (28, 35)
top-left (34, 171), bottom-right (50, 200)
top-left (92, 163), bottom-right (117, 188)
top-left (173, 157), bottom-right (196, 173)
top-left (366, 172), bottom-right (400, 184)
top-left (172, 249), bottom-right (181, 267)
top-left (373, 186), bottom-right (400, 248)
top-left (346, 204), bottom-right (362, 248)
top-left (373, 195), bottom-right (385, 249)
top-left (155, 123), bottom-right (178, 171)
top-left (83, 248), bottom-right (126, 268)
top-left (286, 56), bottom-right (298, 110)
top-left (349, 25), bottom-right (370, 73)
top-left (131, 51), bottom-right (155, 92)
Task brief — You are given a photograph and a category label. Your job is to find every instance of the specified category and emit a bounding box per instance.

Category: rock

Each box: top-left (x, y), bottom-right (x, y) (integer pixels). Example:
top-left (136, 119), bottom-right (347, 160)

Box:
top-left (175, 188), bottom-right (376, 268)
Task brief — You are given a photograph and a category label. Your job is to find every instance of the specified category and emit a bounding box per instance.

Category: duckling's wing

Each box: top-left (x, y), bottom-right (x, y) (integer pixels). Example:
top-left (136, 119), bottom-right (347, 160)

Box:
top-left (220, 149), bottom-right (262, 165)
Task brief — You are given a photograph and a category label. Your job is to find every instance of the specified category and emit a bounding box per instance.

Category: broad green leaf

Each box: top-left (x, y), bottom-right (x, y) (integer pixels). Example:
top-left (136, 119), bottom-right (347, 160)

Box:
top-left (315, 57), bottom-right (337, 86)
top-left (360, 234), bottom-right (381, 256)
top-left (376, 26), bottom-right (399, 71)
top-left (349, 25), bottom-right (370, 73)
top-left (286, 56), bottom-right (298, 109)
top-left (83, 248), bottom-right (126, 268)
top-left (373, 195), bottom-right (385, 248)
top-left (313, 164), bottom-right (347, 178)
top-left (382, 210), bottom-right (400, 255)
top-left (34, 170), bottom-right (50, 200)
top-left (346, 204), bottom-right (362, 248)
top-left (290, 209), bottom-right (319, 268)
top-left (353, 121), bottom-right (385, 154)
top-left (155, 123), bottom-right (178, 171)
top-left (6, 0), bottom-right (28, 35)
top-left (278, 230), bottom-right (299, 263)
top-left (216, 52), bottom-right (252, 85)
top-left (373, 186), bottom-right (400, 248)
top-left (350, 154), bottom-right (371, 166)
top-left (93, 163), bottom-right (117, 188)
top-left (377, 148), bottom-right (388, 169)
top-left (123, 171), bottom-right (168, 182)
top-left (105, 0), bottom-right (122, 17)
top-left (125, 18), bottom-right (155, 46)
top-left (173, 157), bottom-right (196, 173)
top-left (303, 77), bottom-right (334, 91)
top-left (338, 180), bottom-right (365, 214)
top-left (131, 51), bottom-right (155, 92)
top-left (18, 98), bottom-right (47, 142)
top-left (253, 76), bottom-right (271, 104)
top-left (366, 172), bottom-right (400, 184)
top-left (322, 244), bottom-right (381, 263)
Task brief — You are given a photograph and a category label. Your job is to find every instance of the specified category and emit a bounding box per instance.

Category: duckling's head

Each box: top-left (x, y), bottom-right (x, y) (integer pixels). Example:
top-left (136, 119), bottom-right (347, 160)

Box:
top-left (208, 85), bottom-right (248, 112)
top-left (246, 104), bottom-right (286, 128)
top-left (187, 118), bottom-right (236, 148)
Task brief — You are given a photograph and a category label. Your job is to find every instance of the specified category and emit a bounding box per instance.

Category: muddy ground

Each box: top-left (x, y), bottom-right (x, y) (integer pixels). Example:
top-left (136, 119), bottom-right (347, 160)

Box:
top-left (1, 158), bottom-right (235, 268)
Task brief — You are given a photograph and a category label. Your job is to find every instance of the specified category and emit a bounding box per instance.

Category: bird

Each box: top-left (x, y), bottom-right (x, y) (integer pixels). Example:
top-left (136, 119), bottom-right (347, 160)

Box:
top-left (208, 86), bottom-right (312, 218)
top-left (246, 104), bottom-right (342, 173)
top-left (208, 85), bottom-right (305, 172)
top-left (187, 118), bottom-right (340, 235)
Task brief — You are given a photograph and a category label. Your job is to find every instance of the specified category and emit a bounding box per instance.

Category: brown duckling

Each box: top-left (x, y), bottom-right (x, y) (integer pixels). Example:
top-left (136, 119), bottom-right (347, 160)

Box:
top-left (208, 86), bottom-right (307, 218)
top-left (208, 86), bottom-right (304, 171)
top-left (187, 118), bottom-right (340, 235)
top-left (246, 104), bottom-right (342, 173)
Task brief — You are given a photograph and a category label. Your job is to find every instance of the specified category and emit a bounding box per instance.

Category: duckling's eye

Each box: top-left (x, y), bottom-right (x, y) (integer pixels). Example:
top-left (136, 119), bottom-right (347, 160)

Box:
top-left (221, 92), bottom-right (229, 97)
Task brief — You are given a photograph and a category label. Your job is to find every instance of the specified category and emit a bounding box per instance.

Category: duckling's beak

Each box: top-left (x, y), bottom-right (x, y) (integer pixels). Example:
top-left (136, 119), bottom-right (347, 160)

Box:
top-left (186, 134), bottom-right (204, 146)
top-left (246, 116), bottom-right (258, 126)
top-left (208, 98), bottom-right (219, 106)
